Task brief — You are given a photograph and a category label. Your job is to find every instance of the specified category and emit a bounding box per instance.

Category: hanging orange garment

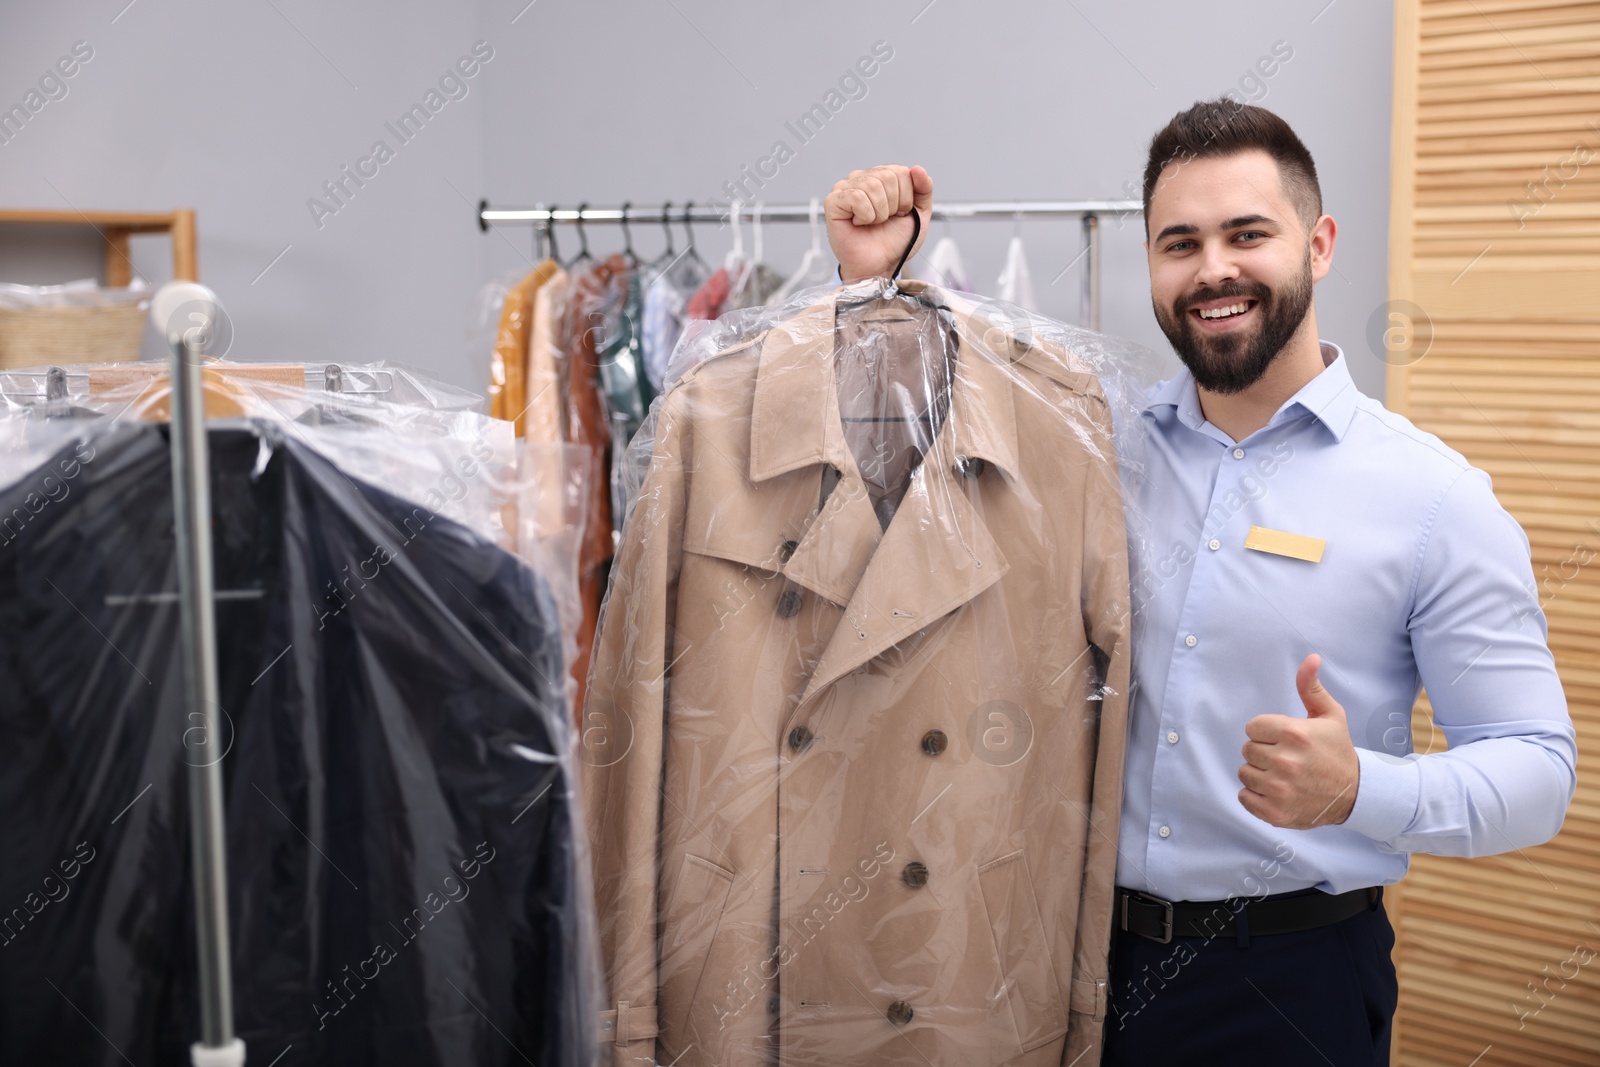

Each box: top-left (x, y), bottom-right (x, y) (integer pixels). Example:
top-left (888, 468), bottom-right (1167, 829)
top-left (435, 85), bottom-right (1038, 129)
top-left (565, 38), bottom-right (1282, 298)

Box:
top-left (561, 254), bottom-right (630, 727)
top-left (488, 260), bottom-right (559, 432)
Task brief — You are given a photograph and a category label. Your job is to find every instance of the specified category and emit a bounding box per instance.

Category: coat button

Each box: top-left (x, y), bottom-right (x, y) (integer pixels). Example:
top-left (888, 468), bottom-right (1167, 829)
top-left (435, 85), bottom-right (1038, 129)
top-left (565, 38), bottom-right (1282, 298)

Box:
top-left (902, 862), bottom-right (929, 888)
top-left (779, 539), bottom-right (799, 563)
top-left (920, 729), bottom-right (948, 756)
top-left (887, 1000), bottom-right (914, 1026)
top-left (788, 725), bottom-right (814, 753)
top-left (955, 456), bottom-right (987, 479)
top-left (777, 589), bottom-right (803, 617)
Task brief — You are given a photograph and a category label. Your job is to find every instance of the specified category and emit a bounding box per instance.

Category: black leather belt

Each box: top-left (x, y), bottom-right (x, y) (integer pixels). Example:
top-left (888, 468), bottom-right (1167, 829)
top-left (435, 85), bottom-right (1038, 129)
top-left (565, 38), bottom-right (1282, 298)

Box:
top-left (1115, 885), bottom-right (1378, 944)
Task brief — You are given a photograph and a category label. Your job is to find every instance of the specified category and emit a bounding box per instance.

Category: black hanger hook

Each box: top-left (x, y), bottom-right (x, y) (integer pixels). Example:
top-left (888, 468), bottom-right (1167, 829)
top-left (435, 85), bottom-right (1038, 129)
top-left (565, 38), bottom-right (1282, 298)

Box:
top-left (575, 202), bottom-right (591, 260)
top-left (620, 201), bottom-right (638, 265)
top-left (681, 201), bottom-right (697, 250)
top-left (545, 204), bottom-right (560, 263)
top-left (891, 207), bottom-right (921, 284)
top-left (660, 200), bottom-right (675, 257)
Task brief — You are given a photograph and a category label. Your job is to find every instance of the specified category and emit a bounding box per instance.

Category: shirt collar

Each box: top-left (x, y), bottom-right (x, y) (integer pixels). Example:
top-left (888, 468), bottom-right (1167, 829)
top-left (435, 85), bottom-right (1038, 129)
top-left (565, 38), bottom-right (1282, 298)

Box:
top-left (1142, 340), bottom-right (1359, 442)
top-left (749, 279), bottom-right (1021, 484)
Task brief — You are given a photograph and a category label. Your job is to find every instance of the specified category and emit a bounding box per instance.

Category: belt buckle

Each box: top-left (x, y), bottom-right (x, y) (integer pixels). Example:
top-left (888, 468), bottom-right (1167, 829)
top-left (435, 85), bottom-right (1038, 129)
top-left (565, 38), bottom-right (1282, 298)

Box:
top-left (1123, 890), bottom-right (1174, 944)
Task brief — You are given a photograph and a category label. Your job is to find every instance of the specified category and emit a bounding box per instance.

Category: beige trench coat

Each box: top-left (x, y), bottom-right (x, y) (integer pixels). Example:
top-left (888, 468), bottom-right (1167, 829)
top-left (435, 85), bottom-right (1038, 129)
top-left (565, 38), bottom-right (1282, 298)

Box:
top-left (582, 284), bottom-right (1132, 1067)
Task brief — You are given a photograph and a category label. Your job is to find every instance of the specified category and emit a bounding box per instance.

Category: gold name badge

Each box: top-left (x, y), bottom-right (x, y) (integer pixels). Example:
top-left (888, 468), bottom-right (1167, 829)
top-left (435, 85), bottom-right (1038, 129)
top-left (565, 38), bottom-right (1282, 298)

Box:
top-left (1244, 525), bottom-right (1327, 563)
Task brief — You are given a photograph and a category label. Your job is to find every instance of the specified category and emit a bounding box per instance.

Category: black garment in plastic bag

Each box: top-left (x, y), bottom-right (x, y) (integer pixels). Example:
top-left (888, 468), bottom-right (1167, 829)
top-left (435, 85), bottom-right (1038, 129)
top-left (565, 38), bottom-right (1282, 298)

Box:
top-left (0, 421), bottom-right (590, 1066)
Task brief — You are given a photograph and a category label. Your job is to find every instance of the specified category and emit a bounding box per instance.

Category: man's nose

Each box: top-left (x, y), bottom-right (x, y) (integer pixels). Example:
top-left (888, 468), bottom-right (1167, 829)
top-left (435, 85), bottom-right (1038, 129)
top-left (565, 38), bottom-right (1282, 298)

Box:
top-left (1193, 239), bottom-right (1241, 289)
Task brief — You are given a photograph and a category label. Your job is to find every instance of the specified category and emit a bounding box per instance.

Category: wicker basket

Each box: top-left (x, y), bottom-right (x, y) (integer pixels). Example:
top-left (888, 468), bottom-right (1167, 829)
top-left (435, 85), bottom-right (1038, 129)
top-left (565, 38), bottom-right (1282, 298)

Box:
top-left (0, 302), bottom-right (148, 370)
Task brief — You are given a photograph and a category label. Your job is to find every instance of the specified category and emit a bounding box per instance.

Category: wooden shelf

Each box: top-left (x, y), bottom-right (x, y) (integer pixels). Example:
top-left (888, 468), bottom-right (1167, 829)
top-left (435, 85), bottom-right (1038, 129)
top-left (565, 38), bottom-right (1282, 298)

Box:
top-left (0, 207), bottom-right (197, 285)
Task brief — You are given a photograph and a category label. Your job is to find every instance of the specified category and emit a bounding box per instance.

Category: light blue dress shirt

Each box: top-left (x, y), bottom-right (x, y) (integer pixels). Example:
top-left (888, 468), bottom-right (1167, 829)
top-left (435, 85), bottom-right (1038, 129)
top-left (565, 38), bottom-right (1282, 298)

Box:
top-left (1116, 341), bottom-right (1577, 900)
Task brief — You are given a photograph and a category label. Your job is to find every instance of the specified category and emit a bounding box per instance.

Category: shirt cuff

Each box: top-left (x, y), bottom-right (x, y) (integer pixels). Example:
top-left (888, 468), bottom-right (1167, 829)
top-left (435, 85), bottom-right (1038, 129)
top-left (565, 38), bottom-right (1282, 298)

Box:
top-left (1341, 748), bottom-right (1422, 845)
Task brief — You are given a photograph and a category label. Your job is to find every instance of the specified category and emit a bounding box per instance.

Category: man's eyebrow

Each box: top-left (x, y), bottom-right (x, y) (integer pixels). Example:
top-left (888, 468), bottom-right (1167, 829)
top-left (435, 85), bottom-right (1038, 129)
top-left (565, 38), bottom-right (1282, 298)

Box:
top-left (1154, 215), bottom-right (1280, 245)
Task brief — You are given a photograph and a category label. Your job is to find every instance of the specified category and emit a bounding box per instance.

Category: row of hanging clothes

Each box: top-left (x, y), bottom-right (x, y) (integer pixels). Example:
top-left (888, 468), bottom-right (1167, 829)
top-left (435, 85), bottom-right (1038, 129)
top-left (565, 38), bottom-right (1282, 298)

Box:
top-left (918, 223), bottom-right (1039, 311)
top-left (480, 199), bottom-right (833, 715)
top-left (0, 359), bottom-right (598, 1066)
top-left (478, 199), bottom-right (1043, 714)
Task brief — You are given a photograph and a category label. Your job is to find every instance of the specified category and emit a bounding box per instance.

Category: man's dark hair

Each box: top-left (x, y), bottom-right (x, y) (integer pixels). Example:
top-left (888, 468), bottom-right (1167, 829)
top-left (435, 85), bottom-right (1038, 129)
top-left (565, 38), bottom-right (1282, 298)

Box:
top-left (1142, 98), bottom-right (1322, 233)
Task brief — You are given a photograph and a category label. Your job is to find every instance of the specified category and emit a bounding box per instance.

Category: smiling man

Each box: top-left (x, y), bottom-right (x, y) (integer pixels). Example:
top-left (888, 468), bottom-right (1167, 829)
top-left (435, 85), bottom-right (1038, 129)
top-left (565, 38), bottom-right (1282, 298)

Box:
top-left (826, 99), bottom-right (1575, 1066)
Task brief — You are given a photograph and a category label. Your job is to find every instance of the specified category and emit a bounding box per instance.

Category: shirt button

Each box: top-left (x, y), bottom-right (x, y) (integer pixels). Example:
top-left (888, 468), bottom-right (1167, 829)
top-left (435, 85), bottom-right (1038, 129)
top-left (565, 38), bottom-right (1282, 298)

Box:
top-left (902, 861), bottom-right (930, 888)
top-left (920, 729), bottom-right (948, 756)
top-left (779, 539), bottom-right (799, 563)
top-left (1232, 447), bottom-right (1245, 459)
top-left (777, 589), bottom-right (803, 618)
top-left (887, 1000), bottom-right (914, 1026)
top-left (1184, 634), bottom-right (1198, 647)
top-left (1159, 825), bottom-right (1171, 838)
top-left (1167, 731), bottom-right (1179, 744)
top-left (1208, 538), bottom-right (1221, 551)
top-left (788, 725), bottom-right (814, 753)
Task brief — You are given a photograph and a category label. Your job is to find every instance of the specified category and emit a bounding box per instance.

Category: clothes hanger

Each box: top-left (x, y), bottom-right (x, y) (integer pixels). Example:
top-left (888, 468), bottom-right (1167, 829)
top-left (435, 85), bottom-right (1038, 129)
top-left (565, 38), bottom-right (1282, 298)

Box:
top-left (564, 202), bottom-right (593, 272)
top-left (834, 207), bottom-right (955, 432)
top-left (772, 196), bottom-right (831, 302)
top-left (732, 201), bottom-right (761, 292)
top-left (650, 201), bottom-right (676, 268)
top-left (544, 205), bottom-right (561, 265)
top-left (836, 207), bottom-right (946, 313)
top-left (752, 201), bottom-right (764, 267)
top-left (997, 207), bottom-right (1037, 310)
top-left (925, 206), bottom-right (971, 290)
top-left (619, 201), bottom-right (640, 269)
top-left (724, 199), bottom-right (747, 278)
top-left (681, 202), bottom-right (707, 270)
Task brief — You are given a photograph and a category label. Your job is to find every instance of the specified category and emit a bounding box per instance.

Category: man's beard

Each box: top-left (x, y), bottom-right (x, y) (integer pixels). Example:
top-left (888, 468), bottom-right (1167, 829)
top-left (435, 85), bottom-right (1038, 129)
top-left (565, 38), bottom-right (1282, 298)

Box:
top-left (1153, 254), bottom-right (1314, 395)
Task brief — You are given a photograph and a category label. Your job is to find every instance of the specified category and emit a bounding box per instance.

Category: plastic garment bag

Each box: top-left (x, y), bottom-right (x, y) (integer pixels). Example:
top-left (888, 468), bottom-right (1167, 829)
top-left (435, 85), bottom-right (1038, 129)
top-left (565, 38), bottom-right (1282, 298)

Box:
top-left (582, 277), bottom-right (1143, 1066)
top-left (485, 262), bottom-right (561, 432)
top-left (997, 235), bottom-right (1037, 312)
top-left (921, 236), bottom-right (973, 293)
top-left (769, 199), bottom-right (835, 306)
top-left (0, 418), bottom-right (598, 1067)
top-left (642, 253), bottom-right (709, 393)
top-left (0, 359), bottom-right (523, 551)
top-left (725, 205), bottom-right (785, 312)
top-left (0, 355), bottom-right (592, 729)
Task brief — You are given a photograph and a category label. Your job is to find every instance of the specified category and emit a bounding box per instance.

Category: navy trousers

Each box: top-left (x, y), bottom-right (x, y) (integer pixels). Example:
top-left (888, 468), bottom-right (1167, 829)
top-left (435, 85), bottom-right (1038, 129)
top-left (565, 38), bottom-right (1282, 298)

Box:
top-left (1102, 888), bottom-right (1398, 1066)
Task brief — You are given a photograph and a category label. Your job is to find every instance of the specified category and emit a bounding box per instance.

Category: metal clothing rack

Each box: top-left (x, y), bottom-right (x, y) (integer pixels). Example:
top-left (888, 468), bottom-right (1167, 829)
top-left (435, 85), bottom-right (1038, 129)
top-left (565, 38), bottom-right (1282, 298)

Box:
top-left (50, 290), bottom-right (400, 1067)
top-left (476, 198), bottom-right (1141, 331)
top-left (148, 283), bottom-right (246, 1067)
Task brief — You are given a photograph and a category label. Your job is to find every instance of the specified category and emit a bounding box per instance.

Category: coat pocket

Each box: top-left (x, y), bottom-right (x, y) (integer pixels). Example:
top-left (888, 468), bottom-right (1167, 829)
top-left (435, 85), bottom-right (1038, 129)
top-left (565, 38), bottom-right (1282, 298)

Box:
top-left (976, 849), bottom-right (1068, 1052)
top-left (659, 852), bottom-right (737, 1039)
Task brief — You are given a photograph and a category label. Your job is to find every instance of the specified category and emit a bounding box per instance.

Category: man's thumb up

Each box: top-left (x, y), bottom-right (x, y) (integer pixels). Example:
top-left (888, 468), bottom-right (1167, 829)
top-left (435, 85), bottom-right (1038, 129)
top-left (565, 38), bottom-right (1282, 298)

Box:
top-left (1297, 653), bottom-right (1344, 720)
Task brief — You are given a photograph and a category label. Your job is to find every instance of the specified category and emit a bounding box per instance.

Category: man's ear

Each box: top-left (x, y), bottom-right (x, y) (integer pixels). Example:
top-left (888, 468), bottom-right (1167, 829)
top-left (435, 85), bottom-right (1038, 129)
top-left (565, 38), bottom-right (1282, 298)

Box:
top-left (1308, 213), bottom-right (1337, 283)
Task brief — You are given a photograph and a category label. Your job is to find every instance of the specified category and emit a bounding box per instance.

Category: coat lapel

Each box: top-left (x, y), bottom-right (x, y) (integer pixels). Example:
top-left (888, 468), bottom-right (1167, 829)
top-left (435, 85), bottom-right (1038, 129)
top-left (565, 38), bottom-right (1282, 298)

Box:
top-left (798, 445), bottom-right (1009, 706)
top-left (748, 301), bottom-right (883, 607)
top-left (747, 284), bottom-right (1025, 707)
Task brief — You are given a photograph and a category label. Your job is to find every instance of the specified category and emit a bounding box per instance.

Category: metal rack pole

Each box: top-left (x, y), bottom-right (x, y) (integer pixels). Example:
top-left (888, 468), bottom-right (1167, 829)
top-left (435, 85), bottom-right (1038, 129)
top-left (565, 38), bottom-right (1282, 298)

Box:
top-left (165, 295), bottom-right (244, 1067)
top-left (1081, 213), bottom-right (1103, 333)
top-left (478, 199), bottom-right (1140, 227)
top-left (478, 197), bottom-right (1138, 330)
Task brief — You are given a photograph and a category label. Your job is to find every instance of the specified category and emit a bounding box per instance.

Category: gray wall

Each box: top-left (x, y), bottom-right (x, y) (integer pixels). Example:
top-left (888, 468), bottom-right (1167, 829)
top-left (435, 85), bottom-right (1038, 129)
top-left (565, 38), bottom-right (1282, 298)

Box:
top-left (0, 0), bottom-right (489, 368)
top-left (1, 0), bottom-right (1393, 399)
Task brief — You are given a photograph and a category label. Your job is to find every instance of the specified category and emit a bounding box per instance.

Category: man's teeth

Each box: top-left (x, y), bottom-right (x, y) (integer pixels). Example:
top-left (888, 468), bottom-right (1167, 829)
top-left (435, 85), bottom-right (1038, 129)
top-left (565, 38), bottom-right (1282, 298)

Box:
top-left (1198, 302), bottom-right (1250, 319)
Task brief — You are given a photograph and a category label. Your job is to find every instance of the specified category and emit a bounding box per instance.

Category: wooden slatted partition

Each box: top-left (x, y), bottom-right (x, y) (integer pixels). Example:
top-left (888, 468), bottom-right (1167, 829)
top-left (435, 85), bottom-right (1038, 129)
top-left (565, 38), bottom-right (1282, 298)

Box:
top-left (1387, 1), bottom-right (1600, 1063)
